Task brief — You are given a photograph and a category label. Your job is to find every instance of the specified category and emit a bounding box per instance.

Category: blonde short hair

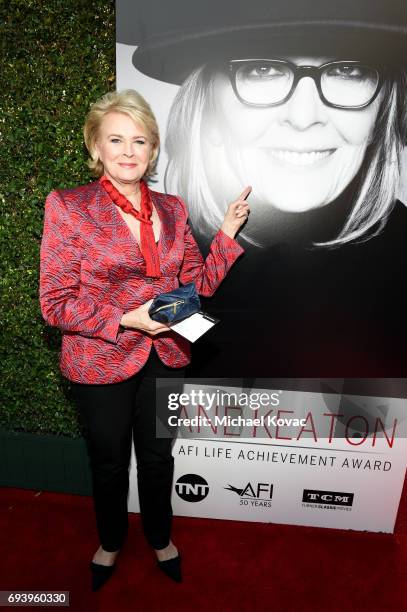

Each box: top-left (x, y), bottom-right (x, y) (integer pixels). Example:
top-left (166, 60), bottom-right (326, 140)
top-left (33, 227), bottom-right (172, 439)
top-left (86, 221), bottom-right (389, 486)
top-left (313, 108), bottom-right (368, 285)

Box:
top-left (83, 89), bottom-right (160, 177)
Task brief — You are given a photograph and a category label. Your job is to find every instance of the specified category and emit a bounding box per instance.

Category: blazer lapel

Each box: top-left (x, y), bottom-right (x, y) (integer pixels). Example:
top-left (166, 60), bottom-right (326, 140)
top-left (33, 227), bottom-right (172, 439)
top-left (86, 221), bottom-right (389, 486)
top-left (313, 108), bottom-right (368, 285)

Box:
top-left (150, 190), bottom-right (176, 260)
top-left (88, 181), bottom-right (176, 267)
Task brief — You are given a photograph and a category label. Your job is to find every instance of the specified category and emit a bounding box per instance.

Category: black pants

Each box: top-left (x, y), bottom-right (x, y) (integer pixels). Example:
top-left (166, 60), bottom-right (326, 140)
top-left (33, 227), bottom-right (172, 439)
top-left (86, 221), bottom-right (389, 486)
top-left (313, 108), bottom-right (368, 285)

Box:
top-left (71, 347), bottom-right (185, 552)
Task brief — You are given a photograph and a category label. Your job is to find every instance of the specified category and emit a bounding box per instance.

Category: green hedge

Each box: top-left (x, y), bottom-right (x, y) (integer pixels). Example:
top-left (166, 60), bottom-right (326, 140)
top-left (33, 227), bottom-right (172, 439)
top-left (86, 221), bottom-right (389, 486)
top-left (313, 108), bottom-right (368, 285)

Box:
top-left (0, 0), bottom-right (116, 436)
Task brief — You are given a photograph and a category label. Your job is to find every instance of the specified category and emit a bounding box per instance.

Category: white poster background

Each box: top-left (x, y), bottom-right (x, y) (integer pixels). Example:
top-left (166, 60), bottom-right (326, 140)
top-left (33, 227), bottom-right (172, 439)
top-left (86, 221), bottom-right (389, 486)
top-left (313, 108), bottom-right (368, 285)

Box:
top-left (129, 385), bottom-right (407, 533)
top-left (117, 43), bottom-right (176, 193)
top-left (118, 39), bottom-right (406, 534)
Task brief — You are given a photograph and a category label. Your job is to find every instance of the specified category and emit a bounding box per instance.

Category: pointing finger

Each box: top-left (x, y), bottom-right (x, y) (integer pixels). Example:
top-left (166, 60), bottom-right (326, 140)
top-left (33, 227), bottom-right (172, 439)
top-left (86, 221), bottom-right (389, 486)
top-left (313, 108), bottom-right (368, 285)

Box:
top-left (237, 186), bottom-right (252, 201)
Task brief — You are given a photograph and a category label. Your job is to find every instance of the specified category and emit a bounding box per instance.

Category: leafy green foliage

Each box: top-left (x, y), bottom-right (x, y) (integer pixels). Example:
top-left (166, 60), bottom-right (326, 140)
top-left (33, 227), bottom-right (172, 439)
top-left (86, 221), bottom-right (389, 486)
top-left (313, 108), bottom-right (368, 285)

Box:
top-left (0, 0), bottom-right (116, 435)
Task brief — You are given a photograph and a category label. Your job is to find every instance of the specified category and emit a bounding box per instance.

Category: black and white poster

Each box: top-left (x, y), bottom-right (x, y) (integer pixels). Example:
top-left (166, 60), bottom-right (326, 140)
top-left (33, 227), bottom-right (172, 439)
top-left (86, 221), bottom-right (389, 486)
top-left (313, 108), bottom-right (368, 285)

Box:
top-left (116, 0), bottom-right (407, 378)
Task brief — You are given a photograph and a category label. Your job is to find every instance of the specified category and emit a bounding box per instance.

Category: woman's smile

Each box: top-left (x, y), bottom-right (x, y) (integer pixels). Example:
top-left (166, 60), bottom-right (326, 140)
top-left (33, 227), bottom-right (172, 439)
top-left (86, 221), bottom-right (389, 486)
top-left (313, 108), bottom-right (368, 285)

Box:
top-left (265, 147), bottom-right (336, 166)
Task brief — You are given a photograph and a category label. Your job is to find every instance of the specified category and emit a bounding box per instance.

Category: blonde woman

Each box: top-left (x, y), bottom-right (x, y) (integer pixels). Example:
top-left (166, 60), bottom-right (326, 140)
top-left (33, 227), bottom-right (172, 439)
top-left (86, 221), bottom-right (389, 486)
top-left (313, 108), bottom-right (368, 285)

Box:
top-left (40, 89), bottom-right (249, 590)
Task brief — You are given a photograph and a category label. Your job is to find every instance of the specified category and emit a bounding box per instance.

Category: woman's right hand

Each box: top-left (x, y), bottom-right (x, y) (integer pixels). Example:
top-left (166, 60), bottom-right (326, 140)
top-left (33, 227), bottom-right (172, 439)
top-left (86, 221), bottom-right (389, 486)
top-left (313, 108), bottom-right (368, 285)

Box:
top-left (220, 186), bottom-right (251, 239)
top-left (120, 300), bottom-right (170, 335)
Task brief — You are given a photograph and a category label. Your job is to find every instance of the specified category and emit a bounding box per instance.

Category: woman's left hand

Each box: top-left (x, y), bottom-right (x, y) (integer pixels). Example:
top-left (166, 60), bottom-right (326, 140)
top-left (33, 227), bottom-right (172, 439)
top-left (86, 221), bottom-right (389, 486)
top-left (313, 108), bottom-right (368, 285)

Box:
top-left (220, 186), bottom-right (251, 239)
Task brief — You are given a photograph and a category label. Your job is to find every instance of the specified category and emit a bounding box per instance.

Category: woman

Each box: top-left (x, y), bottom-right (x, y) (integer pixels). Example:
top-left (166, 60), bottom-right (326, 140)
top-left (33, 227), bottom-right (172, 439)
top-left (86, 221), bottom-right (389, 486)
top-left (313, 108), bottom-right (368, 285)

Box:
top-left (118, 0), bottom-right (407, 376)
top-left (39, 89), bottom-right (249, 590)
top-left (165, 54), bottom-right (405, 247)
top-left (118, 0), bottom-right (407, 246)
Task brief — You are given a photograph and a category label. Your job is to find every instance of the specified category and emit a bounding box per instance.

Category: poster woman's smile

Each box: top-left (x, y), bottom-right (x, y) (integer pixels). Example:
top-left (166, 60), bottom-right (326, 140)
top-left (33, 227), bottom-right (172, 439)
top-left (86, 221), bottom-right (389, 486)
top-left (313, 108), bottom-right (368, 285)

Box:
top-left (265, 148), bottom-right (336, 166)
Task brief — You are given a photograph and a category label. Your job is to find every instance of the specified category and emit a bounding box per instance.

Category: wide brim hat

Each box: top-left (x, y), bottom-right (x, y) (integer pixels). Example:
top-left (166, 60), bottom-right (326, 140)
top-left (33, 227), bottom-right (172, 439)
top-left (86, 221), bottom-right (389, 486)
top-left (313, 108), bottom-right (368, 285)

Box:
top-left (117, 0), bottom-right (407, 84)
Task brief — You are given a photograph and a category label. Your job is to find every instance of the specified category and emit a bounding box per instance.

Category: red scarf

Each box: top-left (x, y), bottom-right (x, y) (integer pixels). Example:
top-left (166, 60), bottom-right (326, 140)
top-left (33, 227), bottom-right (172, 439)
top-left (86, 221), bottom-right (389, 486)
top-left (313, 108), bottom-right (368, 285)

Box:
top-left (100, 176), bottom-right (160, 278)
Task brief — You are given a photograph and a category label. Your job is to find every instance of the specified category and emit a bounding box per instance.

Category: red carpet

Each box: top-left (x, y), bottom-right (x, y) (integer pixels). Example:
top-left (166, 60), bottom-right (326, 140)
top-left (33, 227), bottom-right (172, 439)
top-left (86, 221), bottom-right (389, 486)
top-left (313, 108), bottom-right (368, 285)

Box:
top-left (1, 474), bottom-right (406, 612)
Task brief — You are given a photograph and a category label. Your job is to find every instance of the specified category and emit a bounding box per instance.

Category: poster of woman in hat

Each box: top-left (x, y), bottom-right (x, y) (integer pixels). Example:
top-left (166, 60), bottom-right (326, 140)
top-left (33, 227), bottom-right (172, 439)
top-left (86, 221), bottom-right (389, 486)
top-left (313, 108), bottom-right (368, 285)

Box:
top-left (116, 0), bottom-right (407, 376)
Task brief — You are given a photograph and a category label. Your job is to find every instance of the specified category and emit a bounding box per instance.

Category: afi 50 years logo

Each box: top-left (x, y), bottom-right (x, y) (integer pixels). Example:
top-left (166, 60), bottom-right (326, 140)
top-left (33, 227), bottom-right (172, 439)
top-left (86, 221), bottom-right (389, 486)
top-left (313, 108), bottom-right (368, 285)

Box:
top-left (225, 482), bottom-right (273, 508)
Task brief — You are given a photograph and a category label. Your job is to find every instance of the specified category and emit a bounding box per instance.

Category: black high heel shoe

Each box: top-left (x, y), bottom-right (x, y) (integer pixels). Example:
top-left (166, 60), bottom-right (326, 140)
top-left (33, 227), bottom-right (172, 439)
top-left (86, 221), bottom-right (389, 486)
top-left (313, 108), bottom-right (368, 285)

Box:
top-left (90, 560), bottom-right (116, 591)
top-left (157, 554), bottom-right (182, 583)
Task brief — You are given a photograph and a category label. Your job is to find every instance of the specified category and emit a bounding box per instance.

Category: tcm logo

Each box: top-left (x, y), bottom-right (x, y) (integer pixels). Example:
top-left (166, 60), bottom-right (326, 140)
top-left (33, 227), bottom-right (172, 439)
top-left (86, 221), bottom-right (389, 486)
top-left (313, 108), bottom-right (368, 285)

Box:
top-left (175, 474), bottom-right (209, 502)
top-left (225, 482), bottom-right (273, 508)
top-left (303, 489), bottom-right (354, 507)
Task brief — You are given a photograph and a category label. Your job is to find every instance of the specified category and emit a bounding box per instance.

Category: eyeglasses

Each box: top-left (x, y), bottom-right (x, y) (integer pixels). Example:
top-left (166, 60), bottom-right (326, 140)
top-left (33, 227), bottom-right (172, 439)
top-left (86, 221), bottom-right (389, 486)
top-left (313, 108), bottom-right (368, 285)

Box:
top-left (229, 59), bottom-right (384, 109)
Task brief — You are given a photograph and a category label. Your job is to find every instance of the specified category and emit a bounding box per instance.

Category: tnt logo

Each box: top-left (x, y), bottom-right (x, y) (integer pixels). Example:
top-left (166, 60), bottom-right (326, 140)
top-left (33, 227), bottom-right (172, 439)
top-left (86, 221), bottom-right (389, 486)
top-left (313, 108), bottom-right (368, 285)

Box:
top-left (175, 474), bottom-right (209, 502)
top-left (303, 489), bottom-right (354, 506)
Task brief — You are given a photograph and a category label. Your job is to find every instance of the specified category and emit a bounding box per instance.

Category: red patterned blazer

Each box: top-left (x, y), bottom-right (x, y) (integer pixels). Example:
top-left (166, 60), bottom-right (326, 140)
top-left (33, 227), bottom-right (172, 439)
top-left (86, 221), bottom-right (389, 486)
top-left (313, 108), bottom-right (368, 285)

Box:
top-left (39, 179), bottom-right (244, 384)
